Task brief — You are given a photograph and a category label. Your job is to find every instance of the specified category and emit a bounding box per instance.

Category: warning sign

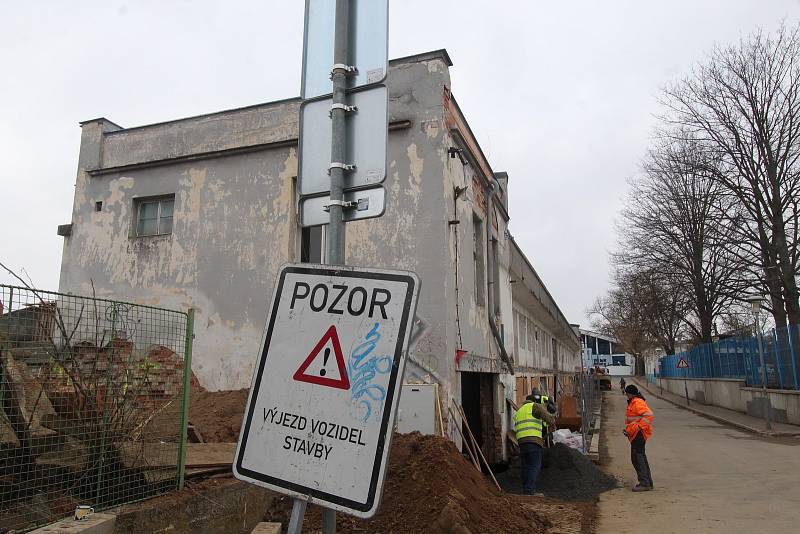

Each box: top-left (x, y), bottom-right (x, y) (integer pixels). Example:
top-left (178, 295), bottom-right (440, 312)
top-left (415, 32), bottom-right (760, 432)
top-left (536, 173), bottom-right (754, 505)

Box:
top-left (233, 264), bottom-right (420, 518)
top-left (677, 357), bottom-right (689, 369)
top-left (293, 325), bottom-right (350, 389)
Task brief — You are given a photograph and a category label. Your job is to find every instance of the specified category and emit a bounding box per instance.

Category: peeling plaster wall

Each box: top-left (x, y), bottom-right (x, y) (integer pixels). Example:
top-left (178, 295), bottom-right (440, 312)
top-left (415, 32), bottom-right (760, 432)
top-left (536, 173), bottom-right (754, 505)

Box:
top-left (60, 126), bottom-right (298, 389)
top-left (348, 58), bottom-right (453, 399)
top-left (101, 100), bottom-right (300, 168)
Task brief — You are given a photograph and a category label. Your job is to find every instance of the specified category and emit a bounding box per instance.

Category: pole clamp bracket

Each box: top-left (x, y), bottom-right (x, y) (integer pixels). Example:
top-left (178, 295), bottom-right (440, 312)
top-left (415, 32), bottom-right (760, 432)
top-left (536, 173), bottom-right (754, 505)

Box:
top-left (328, 162), bottom-right (356, 173)
top-left (330, 64), bottom-right (357, 78)
top-left (329, 103), bottom-right (357, 117)
top-left (323, 199), bottom-right (357, 212)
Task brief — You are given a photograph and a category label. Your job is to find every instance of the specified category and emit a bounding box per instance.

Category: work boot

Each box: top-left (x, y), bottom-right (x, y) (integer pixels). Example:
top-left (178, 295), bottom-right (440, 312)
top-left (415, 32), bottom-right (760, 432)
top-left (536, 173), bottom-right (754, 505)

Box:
top-left (632, 484), bottom-right (652, 492)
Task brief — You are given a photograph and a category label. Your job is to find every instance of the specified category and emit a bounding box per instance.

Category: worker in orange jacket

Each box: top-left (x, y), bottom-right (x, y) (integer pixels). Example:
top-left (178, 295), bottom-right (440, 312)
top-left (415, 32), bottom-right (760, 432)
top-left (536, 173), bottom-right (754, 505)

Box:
top-left (623, 384), bottom-right (653, 491)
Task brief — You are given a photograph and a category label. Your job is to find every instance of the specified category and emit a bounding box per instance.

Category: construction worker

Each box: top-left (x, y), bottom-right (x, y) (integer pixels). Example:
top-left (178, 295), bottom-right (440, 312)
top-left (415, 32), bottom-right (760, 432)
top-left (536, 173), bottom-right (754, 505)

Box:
top-left (623, 384), bottom-right (654, 491)
top-left (514, 389), bottom-right (555, 495)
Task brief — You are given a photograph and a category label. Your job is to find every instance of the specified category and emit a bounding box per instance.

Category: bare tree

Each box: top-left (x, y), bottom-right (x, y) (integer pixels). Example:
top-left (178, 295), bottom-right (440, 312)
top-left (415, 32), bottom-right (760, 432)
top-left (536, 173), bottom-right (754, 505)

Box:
top-left (661, 24), bottom-right (800, 329)
top-left (588, 267), bottom-right (687, 357)
top-left (616, 134), bottom-right (740, 342)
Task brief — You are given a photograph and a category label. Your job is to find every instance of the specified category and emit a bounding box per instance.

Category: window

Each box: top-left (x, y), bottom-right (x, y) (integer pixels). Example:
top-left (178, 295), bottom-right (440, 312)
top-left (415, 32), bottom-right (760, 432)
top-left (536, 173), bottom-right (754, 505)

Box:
top-left (301, 226), bottom-right (325, 263)
top-left (135, 196), bottom-right (174, 237)
top-left (525, 317), bottom-right (536, 355)
top-left (472, 215), bottom-right (485, 306)
top-left (95, 201), bottom-right (103, 212)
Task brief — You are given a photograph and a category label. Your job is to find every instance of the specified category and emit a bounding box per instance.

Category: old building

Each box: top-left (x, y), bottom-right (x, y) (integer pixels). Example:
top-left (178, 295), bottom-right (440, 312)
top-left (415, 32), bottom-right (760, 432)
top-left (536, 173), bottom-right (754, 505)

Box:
top-left (57, 50), bottom-right (580, 463)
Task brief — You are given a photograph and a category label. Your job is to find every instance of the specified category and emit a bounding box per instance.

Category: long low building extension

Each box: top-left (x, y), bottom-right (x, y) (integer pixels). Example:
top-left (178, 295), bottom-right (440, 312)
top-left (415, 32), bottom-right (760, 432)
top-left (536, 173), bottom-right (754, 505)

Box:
top-left (57, 49), bottom-right (580, 464)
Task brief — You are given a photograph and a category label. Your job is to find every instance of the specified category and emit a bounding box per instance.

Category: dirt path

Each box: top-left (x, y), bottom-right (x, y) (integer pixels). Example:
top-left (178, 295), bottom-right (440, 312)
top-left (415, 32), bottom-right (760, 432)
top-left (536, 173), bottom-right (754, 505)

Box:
top-left (596, 389), bottom-right (800, 533)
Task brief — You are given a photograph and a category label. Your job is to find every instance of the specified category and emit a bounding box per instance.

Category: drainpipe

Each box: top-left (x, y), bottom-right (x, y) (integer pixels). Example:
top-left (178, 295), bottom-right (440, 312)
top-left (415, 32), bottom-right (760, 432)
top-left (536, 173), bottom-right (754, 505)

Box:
top-left (485, 177), bottom-right (514, 375)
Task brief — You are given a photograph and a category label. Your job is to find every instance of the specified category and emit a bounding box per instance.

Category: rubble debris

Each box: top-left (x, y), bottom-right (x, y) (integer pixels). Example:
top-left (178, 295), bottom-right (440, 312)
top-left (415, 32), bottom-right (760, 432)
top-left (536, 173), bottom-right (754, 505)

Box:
top-left (1, 410), bottom-right (18, 447)
top-left (3, 352), bottom-right (57, 445)
top-left (264, 432), bottom-right (552, 533)
top-left (497, 443), bottom-right (617, 501)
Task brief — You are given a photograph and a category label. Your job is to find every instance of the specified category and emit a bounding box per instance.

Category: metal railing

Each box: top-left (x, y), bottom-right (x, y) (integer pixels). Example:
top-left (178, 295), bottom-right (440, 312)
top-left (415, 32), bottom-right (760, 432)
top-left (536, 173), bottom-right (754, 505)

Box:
top-left (658, 325), bottom-right (800, 390)
top-left (0, 285), bottom-right (194, 532)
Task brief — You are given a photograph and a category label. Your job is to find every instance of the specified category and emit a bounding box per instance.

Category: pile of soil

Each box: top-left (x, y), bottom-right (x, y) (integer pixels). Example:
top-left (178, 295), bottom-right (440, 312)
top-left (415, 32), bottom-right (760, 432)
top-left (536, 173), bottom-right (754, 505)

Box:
top-left (264, 432), bottom-right (552, 533)
top-left (188, 385), bottom-right (248, 442)
top-left (497, 443), bottom-right (617, 501)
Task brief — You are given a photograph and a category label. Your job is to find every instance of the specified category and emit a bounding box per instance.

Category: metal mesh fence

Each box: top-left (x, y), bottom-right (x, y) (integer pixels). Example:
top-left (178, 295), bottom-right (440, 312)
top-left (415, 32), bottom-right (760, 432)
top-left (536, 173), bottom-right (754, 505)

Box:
top-left (658, 325), bottom-right (800, 390)
top-left (577, 371), bottom-right (601, 454)
top-left (0, 285), bottom-right (194, 532)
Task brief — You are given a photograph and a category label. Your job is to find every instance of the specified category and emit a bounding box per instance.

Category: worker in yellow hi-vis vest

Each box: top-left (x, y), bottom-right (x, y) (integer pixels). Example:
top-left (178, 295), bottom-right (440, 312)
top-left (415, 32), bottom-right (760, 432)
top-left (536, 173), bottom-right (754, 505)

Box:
top-left (514, 389), bottom-right (556, 495)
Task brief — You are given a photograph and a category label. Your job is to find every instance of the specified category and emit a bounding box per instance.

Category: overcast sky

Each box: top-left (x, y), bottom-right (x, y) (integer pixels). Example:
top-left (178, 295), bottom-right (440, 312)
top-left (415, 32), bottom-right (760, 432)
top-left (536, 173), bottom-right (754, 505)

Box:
top-left (2, 1), bottom-right (799, 325)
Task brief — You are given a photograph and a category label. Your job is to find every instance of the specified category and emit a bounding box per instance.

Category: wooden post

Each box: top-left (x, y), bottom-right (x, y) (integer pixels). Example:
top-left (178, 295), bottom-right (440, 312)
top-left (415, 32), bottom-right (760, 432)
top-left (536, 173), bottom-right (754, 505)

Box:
top-left (448, 406), bottom-right (481, 471)
top-left (454, 403), bottom-right (502, 491)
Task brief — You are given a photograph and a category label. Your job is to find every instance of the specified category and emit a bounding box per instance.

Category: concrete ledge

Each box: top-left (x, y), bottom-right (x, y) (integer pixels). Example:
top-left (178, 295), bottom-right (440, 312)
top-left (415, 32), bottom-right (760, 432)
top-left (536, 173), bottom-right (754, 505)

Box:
top-left (741, 386), bottom-right (800, 396)
top-left (31, 513), bottom-right (116, 534)
top-left (113, 478), bottom-right (276, 534)
top-left (634, 379), bottom-right (800, 438)
top-left (251, 523), bottom-right (282, 534)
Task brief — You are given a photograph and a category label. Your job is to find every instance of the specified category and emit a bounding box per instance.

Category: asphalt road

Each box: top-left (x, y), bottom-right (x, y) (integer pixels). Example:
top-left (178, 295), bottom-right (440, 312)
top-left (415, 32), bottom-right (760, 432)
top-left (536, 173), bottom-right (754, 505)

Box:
top-left (596, 388), bottom-right (800, 533)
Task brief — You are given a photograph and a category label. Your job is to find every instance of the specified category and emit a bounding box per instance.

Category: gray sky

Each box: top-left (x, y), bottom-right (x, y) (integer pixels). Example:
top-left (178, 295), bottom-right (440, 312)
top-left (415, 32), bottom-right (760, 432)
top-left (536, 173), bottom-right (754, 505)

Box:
top-left (2, 0), bottom-right (798, 325)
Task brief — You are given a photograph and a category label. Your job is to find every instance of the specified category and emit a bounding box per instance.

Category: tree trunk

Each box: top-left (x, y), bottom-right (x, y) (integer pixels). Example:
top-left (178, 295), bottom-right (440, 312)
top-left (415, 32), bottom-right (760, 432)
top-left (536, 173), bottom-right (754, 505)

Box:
top-left (693, 278), bottom-right (714, 343)
top-left (768, 205), bottom-right (800, 324)
top-left (767, 277), bottom-right (787, 327)
top-left (760, 226), bottom-right (788, 328)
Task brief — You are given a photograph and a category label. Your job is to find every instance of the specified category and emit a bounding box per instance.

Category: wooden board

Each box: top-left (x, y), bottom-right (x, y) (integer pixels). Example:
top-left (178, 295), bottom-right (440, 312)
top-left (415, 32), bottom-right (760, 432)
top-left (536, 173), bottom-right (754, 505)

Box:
top-left (119, 442), bottom-right (236, 469)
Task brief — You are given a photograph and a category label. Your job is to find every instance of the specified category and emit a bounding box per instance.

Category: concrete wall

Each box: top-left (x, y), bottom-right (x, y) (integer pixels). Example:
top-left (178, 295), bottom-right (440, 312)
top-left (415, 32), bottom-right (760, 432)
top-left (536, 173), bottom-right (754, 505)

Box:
top-left (658, 377), bottom-right (800, 425)
top-left (605, 365), bottom-right (633, 376)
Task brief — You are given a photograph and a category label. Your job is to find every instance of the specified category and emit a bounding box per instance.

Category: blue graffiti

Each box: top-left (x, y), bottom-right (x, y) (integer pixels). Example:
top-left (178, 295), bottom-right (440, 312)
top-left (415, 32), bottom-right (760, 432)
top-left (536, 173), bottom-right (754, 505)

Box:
top-left (350, 322), bottom-right (392, 422)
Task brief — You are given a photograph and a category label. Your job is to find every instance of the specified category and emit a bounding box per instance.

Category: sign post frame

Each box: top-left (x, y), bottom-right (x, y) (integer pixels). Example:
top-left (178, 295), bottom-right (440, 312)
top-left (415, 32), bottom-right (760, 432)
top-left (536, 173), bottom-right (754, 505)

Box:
top-left (234, 265), bottom-right (418, 532)
top-left (677, 357), bottom-right (690, 406)
top-left (263, 1), bottom-right (390, 532)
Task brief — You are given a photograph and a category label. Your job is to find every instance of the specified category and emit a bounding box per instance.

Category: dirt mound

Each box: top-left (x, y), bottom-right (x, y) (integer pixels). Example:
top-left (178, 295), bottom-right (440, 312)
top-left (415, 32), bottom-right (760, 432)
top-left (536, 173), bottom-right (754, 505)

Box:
top-left (264, 432), bottom-right (552, 533)
top-left (497, 443), bottom-right (617, 501)
top-left (540, 444), bottom-right (617, 501)
top-left (188, 386), bottom-right (248, 442)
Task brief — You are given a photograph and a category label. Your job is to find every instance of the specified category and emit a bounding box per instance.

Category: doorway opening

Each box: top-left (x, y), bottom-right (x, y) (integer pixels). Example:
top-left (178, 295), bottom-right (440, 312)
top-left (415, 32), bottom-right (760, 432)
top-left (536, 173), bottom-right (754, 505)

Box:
top-left (460, 371), bottom-right (498, 464)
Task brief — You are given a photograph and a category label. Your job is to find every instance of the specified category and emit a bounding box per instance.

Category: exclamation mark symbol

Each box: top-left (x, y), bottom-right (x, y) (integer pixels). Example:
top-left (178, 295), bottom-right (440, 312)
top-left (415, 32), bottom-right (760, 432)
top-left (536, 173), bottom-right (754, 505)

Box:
top-left (320, 347), bottom-right (330, 376)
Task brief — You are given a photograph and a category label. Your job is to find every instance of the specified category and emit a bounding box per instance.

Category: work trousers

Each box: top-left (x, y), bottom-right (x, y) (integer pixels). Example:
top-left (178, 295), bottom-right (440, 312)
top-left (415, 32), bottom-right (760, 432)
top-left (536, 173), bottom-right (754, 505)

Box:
top-left (630, 431), bottom-right (653, 487)
top-left (519, 442), bottom-right (543, 495)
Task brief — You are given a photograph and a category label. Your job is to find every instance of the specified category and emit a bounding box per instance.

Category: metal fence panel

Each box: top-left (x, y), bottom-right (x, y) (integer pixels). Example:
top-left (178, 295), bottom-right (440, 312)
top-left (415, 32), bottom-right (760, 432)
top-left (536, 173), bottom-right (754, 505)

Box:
top-left (657, 325), bottom-right (800, 390)
top-left (0, 285), bottom-right (193, 533)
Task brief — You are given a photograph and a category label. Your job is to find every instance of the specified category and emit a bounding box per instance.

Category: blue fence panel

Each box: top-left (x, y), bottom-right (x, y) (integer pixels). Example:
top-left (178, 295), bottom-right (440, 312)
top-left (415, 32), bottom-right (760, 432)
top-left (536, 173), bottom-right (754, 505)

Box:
top-left (772, 329), bottom-right (785, 388)
top-left (790, 325), bottom-right (799, 389)
top-left (659, 325), bottom-right (799, 389)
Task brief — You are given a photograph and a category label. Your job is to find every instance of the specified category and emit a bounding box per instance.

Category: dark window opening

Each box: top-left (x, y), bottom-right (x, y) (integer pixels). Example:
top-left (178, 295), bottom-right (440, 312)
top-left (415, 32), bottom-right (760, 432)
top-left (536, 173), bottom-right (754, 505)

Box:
top-left (472, 215), bottom-right (485, 306)
top-left (95, 201), bottom-right (103, 212)
top-left (301, 226), bottom-right (325, 263)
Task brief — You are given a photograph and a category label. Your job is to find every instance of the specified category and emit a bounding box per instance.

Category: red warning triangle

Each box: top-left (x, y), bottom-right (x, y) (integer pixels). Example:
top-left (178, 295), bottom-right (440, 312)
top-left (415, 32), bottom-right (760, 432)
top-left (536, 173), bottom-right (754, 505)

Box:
top-left (677, 357), bottom-right (689, 369)
top-left (293, 325), bottom-right (351, 390)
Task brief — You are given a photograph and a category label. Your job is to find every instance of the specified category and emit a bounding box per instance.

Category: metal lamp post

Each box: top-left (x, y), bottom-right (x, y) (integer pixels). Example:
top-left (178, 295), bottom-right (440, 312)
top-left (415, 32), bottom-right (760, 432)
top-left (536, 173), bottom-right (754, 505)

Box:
top-left (745, 293), bottom-right (772, 431)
